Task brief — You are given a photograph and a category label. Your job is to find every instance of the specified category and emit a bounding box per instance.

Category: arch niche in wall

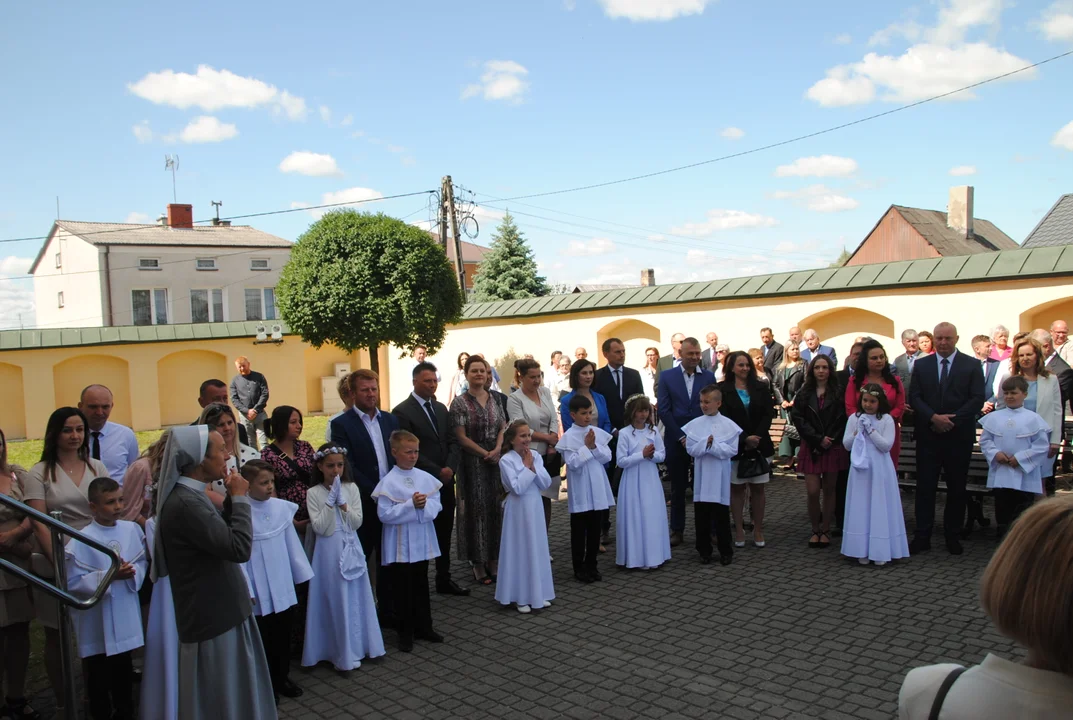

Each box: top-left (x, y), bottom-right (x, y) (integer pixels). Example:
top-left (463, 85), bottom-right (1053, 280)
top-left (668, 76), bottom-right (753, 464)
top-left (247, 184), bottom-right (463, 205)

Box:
top-left (157, 349), bottom-right (231, 426)
top-left (1019, 297), bottom-right (1073, 334)
top-left (0, 363), bottom-right (26, 439)
top-left (796, 307), bottom-right (896, 344)
top-left (595, 319), bottom-right (661, 368)
top-left (53, 355), bottom-right (133, 427)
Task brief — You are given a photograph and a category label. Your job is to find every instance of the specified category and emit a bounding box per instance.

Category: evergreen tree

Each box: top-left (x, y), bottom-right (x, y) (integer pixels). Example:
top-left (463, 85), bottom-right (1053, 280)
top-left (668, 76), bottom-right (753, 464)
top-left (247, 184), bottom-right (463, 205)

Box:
top-left (471, 212), bottom-right (549, 302)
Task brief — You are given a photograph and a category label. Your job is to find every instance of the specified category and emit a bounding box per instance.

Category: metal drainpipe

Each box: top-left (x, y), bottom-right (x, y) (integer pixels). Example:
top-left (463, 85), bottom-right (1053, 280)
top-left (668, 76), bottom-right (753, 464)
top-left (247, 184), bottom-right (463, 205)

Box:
top-left (103, 246), bottom-right (114, 326)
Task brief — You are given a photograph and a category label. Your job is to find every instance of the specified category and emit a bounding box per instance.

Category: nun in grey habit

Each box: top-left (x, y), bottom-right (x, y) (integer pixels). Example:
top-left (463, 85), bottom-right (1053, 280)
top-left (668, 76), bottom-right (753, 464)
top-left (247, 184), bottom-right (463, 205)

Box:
top-left (154, 425), bottom-right (277, 719)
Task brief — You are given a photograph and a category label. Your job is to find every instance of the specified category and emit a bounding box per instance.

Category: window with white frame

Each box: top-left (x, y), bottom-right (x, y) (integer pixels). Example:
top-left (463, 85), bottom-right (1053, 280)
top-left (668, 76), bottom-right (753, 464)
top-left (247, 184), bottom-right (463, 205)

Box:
top-left (57, 291), bottom-right (64, 308)
top-left (195, 258), bottom-right (218, 271)
top-left (55, 252), bottom-right (62, 269)
top-left (244, 287), bottom-right (276, 321)
top-left (190, 288), bottom-right (225, 323)
top-left (250, 258), bottom-right (270, 271)
top-left (132, 288), bottom-right (168, 326)
top-left (138, 258), bottom-right (161, 270)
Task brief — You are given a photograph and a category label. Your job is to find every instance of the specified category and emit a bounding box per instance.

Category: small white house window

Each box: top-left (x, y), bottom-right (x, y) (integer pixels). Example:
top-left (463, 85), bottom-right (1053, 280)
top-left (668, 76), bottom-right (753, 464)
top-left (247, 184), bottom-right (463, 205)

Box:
top-left (139, 258), bottom-right (161, 270)
top-left (57, 291), bottom-right (64, 308)
top-left (250, 258), bottom-right (270, 271)
top-left (196, 258), bottom-right (218, 271)
top-left (55, 252), bottom-right (62, 268)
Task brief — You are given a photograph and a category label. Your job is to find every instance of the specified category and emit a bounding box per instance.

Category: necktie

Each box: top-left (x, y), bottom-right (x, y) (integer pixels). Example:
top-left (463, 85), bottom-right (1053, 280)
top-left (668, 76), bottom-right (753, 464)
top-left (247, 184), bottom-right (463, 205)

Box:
top-left (91, 431), bottom-right (101, 460)
top-left (614, 368), bottom-right (622, 399)
top-left (940, 358), bottom-right (949, 402)
top-left (423, 401), bottom-right (439, 435)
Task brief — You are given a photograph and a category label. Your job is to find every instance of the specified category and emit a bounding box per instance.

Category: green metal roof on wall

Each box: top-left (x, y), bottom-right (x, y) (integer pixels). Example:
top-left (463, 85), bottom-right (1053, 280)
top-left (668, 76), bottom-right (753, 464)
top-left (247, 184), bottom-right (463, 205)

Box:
top-left (0, 321), bottom-right (288, 351)
top-left (461, 245), bottom-right (1071, 321)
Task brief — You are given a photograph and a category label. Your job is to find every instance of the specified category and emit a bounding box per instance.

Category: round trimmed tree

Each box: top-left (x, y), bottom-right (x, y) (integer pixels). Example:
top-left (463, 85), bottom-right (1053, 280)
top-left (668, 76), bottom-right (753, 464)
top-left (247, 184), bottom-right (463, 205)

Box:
top-left (277, 210), bottom-right (464, 377)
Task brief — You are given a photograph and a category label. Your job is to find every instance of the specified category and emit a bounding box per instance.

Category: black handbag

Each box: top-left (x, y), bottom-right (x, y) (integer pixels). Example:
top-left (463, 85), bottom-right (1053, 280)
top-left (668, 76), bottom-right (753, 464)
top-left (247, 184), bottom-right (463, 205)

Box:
top-left (737, 449), bottom-right (770, 479)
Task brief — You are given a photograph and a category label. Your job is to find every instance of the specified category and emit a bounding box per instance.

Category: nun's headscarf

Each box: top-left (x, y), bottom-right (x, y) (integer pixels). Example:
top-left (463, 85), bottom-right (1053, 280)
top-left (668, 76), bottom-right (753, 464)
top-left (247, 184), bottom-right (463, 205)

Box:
top-left (152, 425), bottom-right (208, 581)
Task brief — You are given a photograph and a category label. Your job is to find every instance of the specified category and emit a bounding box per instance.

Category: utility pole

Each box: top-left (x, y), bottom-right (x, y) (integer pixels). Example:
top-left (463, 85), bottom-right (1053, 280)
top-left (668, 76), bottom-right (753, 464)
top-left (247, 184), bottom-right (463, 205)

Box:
top-left (442, 176), bottom-right (466, 293)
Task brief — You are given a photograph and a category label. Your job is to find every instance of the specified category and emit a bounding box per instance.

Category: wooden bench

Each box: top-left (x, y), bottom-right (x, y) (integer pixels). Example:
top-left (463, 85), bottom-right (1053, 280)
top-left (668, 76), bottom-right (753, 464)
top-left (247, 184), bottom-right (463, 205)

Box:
top-left (897, 426), bottom-right (992, 497)
top-left (769, 416), bottom-right (787, 451)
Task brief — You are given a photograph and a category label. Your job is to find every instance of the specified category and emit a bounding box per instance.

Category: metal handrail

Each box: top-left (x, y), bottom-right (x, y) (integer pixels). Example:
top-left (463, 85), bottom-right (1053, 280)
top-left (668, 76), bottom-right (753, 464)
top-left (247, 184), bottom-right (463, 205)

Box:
top-left (0, 492), bottom-right (123, 720)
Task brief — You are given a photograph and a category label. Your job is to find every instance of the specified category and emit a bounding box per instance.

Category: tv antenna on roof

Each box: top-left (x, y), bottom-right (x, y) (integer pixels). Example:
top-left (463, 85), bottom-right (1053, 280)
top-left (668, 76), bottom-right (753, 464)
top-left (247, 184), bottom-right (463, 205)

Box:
top-left (164, 155), bottom-right (180, 203)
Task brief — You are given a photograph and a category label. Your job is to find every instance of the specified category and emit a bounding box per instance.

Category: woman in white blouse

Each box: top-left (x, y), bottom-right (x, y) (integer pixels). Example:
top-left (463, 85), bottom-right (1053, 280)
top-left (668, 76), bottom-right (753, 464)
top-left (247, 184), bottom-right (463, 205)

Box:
top-left (898, 494), bottom-right (1073, 719)
top-left (198, 403), bottom-right (259, 507)
top-left (507, 359), bottom-right (561, 530)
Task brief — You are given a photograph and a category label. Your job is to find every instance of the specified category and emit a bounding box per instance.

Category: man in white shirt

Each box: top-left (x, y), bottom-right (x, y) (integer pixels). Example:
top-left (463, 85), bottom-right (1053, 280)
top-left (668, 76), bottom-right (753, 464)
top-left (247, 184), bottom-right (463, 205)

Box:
top-left (788, 326), bottom-right (803, 350)
top-left (701, 332), bottom-right (720, 373)
top-left (410, 346), bottom-right (441, 382)
top-left (78, 384), bottom-right (140, 485)
top-left (1050, 320), bottom-right (1073, 365)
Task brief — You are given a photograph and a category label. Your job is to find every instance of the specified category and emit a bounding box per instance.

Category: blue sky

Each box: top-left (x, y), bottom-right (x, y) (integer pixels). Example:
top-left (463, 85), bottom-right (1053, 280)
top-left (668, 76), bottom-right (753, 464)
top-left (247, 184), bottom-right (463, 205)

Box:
top-left (1, 0), bottom-right (1071, 328)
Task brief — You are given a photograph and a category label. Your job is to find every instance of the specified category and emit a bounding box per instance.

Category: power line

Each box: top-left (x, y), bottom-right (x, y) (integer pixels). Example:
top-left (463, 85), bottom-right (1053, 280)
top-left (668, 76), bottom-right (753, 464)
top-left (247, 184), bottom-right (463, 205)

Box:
top-left (486, 50), bottom-right (1073, 203)
top-left (0, 190), bottom-right (435, 245)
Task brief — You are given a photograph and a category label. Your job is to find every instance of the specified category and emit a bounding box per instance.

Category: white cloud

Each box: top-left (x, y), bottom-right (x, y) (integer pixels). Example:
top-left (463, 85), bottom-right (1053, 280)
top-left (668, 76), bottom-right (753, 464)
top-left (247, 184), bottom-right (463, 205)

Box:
top-left (686, 249), bottom-right (718, 266)
top-left (178, 115), bottom-right (238, 143)
top-left (1053, 120), bottom-right (1073, 151)
top-left (598, 0), bottom-right (714, 21)
top-left (669, 209), bottom-right (779, 237)
top-left (811, 1), bottom-right (1033, 107)
top-left (720, 126), bottom-right (745, 140)
top-left (340, 114), bottom-right (354, 127)
top-left (314, 187), bottom-right (384, 218)
top-left (560, 237), bottom-right (616, 257)
top-left (401, 155), bottom-right (417, 167)
top-left (319, 105), bottom-right (332, 124)
top-left (124, 212), bottom-right (151, 224)
top-left (128, 65), bottom-right (307, 119)
top-left (0, 256), bottom-right (34, 330)
top-left (461, 60), bottom-right (529, 103)
top-left (279, 151), bottom-right (343, 177)
top-left (771, 184), bottom-right (860, 212)
top-left (775, 155), bottom-right (858, 178)
top-left (833, 33), bottom-right (853, 45)
top-left (949, 165), bottom-right (977, 176)
top-left (132, 121), bottom-right (153, 143)
top-left (1038, 2), bottom-right (1073, 41)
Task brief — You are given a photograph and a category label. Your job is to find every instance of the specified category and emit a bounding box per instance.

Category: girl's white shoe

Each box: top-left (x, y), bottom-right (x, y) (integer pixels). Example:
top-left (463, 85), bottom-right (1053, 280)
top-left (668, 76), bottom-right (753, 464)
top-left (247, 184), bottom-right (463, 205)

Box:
top-left (517, 604), bottom-right (531, 614)
top-left (858, 558), bottom-right (870, 565)
top-left (542, 601), bottom-right (552, 608)
top-left (874, 561), bottom-right (887, 566)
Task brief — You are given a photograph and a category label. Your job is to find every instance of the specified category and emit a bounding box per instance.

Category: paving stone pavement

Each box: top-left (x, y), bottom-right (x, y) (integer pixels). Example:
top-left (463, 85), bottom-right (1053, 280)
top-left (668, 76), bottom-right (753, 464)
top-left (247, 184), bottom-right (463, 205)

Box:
top-left (277, 473), bottom-right (1020, 720)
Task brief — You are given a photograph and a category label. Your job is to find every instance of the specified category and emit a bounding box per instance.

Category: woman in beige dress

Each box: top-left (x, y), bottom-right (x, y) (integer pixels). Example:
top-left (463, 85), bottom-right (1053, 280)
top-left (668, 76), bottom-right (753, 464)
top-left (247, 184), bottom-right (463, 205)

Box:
top-left (0, 427), bottom-right (38, 719)
top-left (22, 407), bottom-right (109, 717)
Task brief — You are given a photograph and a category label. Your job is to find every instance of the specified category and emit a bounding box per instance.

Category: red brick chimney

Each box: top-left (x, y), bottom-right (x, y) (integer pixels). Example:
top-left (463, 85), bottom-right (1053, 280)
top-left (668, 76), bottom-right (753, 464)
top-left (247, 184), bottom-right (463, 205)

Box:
top-left (166, 203), bottom-right (193, 229)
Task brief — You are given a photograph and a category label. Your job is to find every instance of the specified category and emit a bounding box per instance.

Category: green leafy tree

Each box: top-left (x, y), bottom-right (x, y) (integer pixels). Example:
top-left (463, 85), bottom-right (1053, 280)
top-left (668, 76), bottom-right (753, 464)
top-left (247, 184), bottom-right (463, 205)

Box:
top-left (277, 210), bottom-right (464, 378)
top-left (471, 211), bottom-right (549, 302)
top-left (829, 247), bottom-right (852, 268)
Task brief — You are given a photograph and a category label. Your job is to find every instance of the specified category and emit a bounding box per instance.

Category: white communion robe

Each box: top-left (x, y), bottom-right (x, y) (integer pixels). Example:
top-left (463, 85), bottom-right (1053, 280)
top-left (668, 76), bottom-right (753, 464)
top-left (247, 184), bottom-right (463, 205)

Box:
top-left (246, 497), bottom-right (314, 616)
top-left (840, 414), bottom-right (909, 563)
top-left (140, 517), bottom-right (179, 720)
top-left (979, 407), bottom-right (1051, 494)
top-left (683, 414), bottom-right (742, 506)
top-left (66, 519), bottom-right (148, 658)
top-left (372, 466), bottom-right (442, 564)
top-left (558, 424), bottom-right (615, 513)
top-left (496, 450), bottom-right (555, 608)
top-left (615, 425), bottom-right (672, 569)
top-left (302, 480), bottom-right (385, 671)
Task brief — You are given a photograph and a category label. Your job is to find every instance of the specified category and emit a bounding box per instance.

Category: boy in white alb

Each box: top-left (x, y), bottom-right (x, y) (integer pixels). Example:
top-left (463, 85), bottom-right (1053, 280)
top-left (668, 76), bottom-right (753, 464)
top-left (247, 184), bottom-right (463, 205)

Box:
top-left (682, 386), bottom-right (742, 566)
top-left (979, 375), bottom-right (1051, 537)
top-left (241, 460), bottom-right (314, 705)
top-left (557, 394), bottom-right (615, 583)
top-left (372, 430), bottom-right (443, 652)
top-left (67, 477), bottom-right (148, 720)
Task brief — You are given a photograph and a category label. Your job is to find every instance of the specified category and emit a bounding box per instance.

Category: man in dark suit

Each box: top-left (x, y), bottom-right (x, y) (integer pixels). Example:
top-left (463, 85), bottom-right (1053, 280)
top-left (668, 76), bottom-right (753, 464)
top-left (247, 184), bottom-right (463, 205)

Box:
top-left (593, 337), bottom-right (645, 543)
top-left (908, 323), bottom-right (985, 555)
top-left (963, 335), bottom-right (1001, 534)
top-left (330, 369), bottom-right (399, 578)
top-left (657, 337), bottom-right (716, 547)
top-left (759, 327), bottom-right (784, 377)
top-left (391, 361), bottom-right (468, 596)
top-left (892, 329), bottom-right (924, 394)
top-left (800, 329), bottom-right (837, 368)
top-left (193, 378), bottom-right (249, 445)
top-left (701, 332), bottom-right (719, 373)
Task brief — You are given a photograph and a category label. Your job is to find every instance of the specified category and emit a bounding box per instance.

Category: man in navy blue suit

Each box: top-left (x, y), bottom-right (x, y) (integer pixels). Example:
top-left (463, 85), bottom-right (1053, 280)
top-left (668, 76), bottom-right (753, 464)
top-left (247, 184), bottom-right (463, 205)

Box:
top-left (800, 329), bottom-right (837, 369)
top-left (657, 337), bottom-right (716, 547)
top-left (330, 368), bottom-right (399, 582)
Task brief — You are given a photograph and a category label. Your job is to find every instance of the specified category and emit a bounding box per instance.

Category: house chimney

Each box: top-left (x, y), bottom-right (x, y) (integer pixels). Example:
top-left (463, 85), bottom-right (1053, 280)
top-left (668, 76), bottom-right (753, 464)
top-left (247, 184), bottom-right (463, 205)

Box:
top-left (166, 203), bottom-right (194, 229)
top-left (947, 186), bottom-right (974, 239)
top-left (640, 268), bottom-right (655, 287)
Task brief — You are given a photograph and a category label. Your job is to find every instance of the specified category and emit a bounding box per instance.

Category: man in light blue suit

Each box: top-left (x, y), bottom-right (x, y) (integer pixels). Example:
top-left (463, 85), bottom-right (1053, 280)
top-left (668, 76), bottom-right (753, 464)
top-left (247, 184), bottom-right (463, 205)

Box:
top-left (657, 337), bottom-right (716, 547)
top-left (800, 328), bottom-right (837, 369)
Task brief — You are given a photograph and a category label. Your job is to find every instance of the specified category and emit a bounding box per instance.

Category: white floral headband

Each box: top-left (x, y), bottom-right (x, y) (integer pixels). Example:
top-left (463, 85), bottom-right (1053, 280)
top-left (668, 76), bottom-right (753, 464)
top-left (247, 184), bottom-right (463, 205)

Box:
top-left (314, 446), bottom-right (349, 460)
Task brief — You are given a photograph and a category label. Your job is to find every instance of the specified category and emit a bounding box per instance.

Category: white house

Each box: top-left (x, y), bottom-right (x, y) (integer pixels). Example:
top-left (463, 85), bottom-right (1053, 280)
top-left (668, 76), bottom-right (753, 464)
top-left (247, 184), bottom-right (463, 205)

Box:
top-left (30, 204), bottom-right (293, 328)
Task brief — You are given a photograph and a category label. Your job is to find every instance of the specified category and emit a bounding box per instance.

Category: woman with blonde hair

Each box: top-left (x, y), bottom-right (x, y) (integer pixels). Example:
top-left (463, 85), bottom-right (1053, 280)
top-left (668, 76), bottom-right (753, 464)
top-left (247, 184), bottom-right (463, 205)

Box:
top-left (899, 494), bottom-right (1073, 718)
